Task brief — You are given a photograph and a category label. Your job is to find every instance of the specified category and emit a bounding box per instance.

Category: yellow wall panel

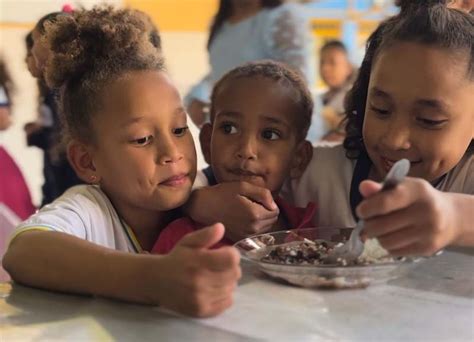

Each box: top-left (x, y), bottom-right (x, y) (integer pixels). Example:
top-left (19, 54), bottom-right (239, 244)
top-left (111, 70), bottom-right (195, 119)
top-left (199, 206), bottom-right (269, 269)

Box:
top-left (124, 0), bottom-right (218, 31)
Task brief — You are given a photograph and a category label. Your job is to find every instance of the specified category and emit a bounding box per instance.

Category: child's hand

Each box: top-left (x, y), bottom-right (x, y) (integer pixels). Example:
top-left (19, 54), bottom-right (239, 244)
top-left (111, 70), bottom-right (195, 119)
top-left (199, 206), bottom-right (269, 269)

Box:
top-left (357, 178), bottom-right (459, 257)
top-left (156, 223), bottom-right (241, 317)
top-left (186, 182), bottom-right (280, 242)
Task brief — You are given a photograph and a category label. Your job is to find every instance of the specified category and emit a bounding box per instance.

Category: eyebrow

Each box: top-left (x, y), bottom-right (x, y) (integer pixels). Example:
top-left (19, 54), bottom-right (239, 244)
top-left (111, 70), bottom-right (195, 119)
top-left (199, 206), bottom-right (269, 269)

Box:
top-left (369, 87), bottom-right (391, 99)
top-left (414, 99), bottom-right (451, 116)
top-left (121, 107), bottom-right (186, 127)
top-left (260, 115), bottom-right (290, 128)
top-left (370, 87), bottom-right (451, 116)
top-left (215, 111), bottom-right (290, 127)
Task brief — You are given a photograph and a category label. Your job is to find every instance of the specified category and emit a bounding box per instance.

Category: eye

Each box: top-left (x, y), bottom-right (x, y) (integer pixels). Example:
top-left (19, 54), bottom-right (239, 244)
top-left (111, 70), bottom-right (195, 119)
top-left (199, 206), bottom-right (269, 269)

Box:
top-left (173, 126), bottom-right (189, 137)
top-left (416, 118), bottom-right (448, 128)
top-left (221, 122), bottom-right (238, 135)
top-left (131, 135), bottom-right (153, 146)
top-left (369, 105), bottom-right (390, 117)
top-left (261, 129), bottom-right (281, 141)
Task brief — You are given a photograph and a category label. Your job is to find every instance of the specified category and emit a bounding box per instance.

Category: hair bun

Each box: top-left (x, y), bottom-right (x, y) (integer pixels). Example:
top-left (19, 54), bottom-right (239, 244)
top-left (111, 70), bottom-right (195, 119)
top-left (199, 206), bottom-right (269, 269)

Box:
top-left (44, 6), bottom-right (156, 89)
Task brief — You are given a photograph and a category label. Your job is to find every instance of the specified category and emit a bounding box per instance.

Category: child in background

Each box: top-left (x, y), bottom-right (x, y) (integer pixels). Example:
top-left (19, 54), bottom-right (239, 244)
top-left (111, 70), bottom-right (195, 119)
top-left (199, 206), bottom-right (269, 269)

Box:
top-left (319, 40), bottom-right (354, 141)
top-left (0, 58), bottom-right (35, 221)
top-left (3, 6), bottom-right (240, 318)
top-left (153, 61), bottom-right (316, 253)
top-left (183, 0), bottom-right (474, 256)
top-left (24, 11), bottom-right (82, 206)
top-left (0, 58), bottom-right (35, 278)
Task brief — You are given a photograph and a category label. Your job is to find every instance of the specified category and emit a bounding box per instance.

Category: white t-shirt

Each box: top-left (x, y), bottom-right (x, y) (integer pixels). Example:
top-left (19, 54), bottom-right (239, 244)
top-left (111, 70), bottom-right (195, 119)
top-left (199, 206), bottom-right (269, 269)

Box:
top-left (10, 185), bottom-right (140, 253)
top-left (283, 144), bottom-right (474, 228)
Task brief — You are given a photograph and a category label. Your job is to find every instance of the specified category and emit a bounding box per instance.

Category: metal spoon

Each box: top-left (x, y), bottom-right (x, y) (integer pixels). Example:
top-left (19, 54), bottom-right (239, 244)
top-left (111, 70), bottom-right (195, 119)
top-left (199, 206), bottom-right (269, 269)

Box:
top-left (325, 158), bottom-right (411, 264)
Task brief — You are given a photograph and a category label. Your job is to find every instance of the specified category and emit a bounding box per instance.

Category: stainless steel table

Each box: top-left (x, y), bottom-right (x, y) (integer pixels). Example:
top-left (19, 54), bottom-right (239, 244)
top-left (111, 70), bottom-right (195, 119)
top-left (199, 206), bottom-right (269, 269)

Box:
top-left (1, 249), bottom-right (473, 341)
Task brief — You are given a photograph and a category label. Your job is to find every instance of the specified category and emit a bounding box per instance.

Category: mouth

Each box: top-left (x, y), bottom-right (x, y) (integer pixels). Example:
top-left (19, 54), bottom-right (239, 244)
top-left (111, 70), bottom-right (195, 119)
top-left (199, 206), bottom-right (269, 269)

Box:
top-left (159, 173), bottom-right (189, 187)
top-left (380, 156), bottom-right (421, 173)
top-left (228, 168), bottom-right (262, 178)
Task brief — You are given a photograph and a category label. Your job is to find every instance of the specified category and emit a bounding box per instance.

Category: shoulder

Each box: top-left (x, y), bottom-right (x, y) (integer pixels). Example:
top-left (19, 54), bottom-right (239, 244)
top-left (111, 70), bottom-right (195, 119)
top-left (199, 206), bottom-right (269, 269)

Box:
top-left (267, 3), bottom-right (305, 18)
top-left (17, 185), bottom-right (113, 232)
top-left (260, 3), bottom-right (306, 28)
top-left (309, 143), bottom-right (354, 173)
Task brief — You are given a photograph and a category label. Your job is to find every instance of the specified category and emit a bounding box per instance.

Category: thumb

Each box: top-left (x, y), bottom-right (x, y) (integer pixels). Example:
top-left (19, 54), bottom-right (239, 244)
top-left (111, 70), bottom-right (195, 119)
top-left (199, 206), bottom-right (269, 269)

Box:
top-left (359, 180), bottom-right (383, 198)
top-left (177, 223), bottom-right (225, 249)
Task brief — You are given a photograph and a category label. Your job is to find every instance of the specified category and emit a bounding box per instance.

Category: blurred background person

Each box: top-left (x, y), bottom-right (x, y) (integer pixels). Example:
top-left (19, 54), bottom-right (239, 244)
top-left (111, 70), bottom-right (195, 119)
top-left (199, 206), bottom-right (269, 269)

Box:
top-left (185, 0), bottom-right (317, 129)
top-left (318, 40), bottom-right (355, 142)
top-left (23, 11), bottom-right (82, 207)
top-left (0, 57), bottom-right (35, 249)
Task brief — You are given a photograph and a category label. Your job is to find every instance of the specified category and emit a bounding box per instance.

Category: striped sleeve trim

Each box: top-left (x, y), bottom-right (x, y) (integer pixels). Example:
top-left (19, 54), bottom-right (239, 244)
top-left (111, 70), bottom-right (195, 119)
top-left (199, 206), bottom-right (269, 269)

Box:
top-left (7, 225), bottom-right (60, 248)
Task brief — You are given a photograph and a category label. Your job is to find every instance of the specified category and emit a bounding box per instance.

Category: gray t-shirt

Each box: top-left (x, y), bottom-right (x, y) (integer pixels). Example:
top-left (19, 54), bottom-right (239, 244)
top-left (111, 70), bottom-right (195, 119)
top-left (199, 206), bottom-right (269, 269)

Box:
top-left (284, 144), bottom-right (474, 228)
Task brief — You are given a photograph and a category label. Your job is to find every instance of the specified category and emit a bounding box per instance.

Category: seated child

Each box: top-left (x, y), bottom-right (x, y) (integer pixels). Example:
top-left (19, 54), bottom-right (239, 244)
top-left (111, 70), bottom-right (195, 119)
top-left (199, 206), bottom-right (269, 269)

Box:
top-left (153, 61), bottom-right (316, 254)
top-left (319, 40), bottom-right (354, 140)
top-left (3, 6), bottom-right (240, 318)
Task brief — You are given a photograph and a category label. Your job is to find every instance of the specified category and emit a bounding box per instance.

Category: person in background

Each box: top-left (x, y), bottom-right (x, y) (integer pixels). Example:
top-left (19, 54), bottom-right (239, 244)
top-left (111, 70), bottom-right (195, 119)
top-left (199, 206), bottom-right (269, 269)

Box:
top-left (319, 40), bottom-right (355, 142)
top-left (0, 58), bottom-right (36, 222)
top-left (24, 11), bottom-right (82, 207)
top-left (185, 0), bottom-right (318, 133)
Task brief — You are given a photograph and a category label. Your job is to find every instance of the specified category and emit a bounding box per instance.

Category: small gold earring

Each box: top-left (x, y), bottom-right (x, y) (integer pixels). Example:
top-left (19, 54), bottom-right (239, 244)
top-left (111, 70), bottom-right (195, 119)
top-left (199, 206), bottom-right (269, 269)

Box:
top-left (90, 175), bottom-right (97, 183)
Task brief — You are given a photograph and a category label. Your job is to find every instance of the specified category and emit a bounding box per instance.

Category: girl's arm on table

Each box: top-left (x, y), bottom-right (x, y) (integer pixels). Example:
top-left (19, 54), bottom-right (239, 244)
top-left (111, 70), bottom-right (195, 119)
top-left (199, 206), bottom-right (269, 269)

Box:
top-left (2, 224), bottom-right (241, 317)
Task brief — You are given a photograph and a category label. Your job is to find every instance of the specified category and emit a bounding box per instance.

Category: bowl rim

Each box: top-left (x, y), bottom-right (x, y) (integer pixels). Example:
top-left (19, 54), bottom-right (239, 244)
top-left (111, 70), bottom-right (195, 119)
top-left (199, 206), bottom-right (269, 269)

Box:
top-left (234, 227), bottom-right (423, 269)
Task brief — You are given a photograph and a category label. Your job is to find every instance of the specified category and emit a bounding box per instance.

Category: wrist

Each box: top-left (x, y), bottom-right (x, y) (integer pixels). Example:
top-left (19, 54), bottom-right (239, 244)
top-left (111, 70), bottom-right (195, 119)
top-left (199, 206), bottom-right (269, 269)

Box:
top-left (99, 251), bottom-right (160, 304)
top-left (448, 193), bottom-right (474, 246)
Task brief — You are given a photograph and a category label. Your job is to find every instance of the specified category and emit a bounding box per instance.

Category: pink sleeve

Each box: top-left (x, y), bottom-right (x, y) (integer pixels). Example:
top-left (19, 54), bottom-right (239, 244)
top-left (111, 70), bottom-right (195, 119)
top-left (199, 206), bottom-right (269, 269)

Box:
top-left (151, 217), bottom-right (198, 254)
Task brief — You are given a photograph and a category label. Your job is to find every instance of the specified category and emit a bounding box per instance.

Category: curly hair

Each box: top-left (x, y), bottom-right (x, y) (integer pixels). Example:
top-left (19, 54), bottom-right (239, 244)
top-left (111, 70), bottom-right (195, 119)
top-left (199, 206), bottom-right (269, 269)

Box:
top-left (43, 6), bottom-right (164, 145)
top-left (210, 60), bottom-right (313, 142)
top-left (343, 0), bottom-right (474, 159)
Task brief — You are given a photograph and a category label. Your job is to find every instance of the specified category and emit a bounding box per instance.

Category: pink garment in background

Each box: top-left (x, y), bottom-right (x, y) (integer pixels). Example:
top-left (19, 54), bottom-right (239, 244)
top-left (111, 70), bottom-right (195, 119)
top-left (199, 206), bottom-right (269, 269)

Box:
top-left (0, 146), bottom-right (35, 220)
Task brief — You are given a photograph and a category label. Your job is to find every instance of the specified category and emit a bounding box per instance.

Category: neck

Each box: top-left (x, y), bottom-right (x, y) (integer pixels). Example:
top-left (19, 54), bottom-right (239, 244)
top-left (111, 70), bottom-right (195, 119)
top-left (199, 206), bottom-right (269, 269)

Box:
top-left (105, 190), bottom-right (172, 252)
top-left (230, 1), bottom-right (262, 23)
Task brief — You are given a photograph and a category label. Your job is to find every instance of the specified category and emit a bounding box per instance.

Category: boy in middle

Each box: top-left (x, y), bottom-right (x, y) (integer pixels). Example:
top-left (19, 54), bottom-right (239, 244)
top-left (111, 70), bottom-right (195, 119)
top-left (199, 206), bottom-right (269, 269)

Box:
top-left (153, 60), bottom-right (316, 253)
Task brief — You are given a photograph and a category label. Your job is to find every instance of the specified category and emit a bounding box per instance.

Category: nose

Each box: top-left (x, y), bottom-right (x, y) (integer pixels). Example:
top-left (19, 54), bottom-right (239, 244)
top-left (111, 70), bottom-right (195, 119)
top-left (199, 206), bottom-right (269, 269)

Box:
top-left (157, 135), bottom-right (184, 165)
top-left (235, 135), bottom-right (257, 161)
top-left (379, 115), bottom-right (412, 151)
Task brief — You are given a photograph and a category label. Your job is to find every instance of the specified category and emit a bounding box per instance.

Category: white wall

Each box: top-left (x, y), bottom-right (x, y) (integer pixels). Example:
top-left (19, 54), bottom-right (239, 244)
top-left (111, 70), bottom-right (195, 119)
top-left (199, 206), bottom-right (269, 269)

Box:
top-left (0, 5), bottom-right (209, 206)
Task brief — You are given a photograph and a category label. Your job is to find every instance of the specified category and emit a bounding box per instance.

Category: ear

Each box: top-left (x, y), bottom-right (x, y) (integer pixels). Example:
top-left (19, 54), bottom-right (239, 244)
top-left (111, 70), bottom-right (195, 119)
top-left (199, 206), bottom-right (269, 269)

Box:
top-left (289, 140), bottom-right (313, 179)
top-left (199, 123), bottom-right (213, 165)
top-left (67, 140), bottom-right (101, 184)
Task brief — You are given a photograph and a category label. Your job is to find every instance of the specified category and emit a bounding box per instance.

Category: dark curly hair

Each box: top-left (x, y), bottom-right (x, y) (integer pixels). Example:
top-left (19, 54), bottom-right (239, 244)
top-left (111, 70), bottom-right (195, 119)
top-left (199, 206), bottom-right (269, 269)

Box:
top-left (43, 6), bottom-right (164, 145)
top-left (343, 0), bottom-right (474, 159)
top-left (35, 12), bottom-right (68, 35)
top-left (207, 0), bottom-right (283, 50)
top-left (210, 60), bottom-right (313, 142)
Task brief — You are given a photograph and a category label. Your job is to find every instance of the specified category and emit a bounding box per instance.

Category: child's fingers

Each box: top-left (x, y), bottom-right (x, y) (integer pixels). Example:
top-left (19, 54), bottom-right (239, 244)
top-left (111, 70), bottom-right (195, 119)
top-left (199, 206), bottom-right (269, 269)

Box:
top-left (239, 195), bottom-right (280, 220)
top-left (376, 226), bottom-right (423, 251)
top-left (200, 247), bottom-right (241, 272)
top-left (389, 243), bottom-right (425, 257)
top-left (363, 205), bottom-right (420, 238)
top-left (178, 223), bottom-right (225, 249)
top-left (357, 179), bottom-right (420, 219)
top-left (359, 180), bottom-right (383, 198)
top-left (206, 296), bottom-right (234, 318)
top-left (237, 182), bottom-right (278, 211)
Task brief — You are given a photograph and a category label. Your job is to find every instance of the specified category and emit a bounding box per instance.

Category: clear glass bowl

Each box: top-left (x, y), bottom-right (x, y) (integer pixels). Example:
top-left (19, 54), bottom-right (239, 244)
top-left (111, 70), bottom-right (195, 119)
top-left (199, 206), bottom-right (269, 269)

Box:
top-left (234, 227), bottom-right (424, 289)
